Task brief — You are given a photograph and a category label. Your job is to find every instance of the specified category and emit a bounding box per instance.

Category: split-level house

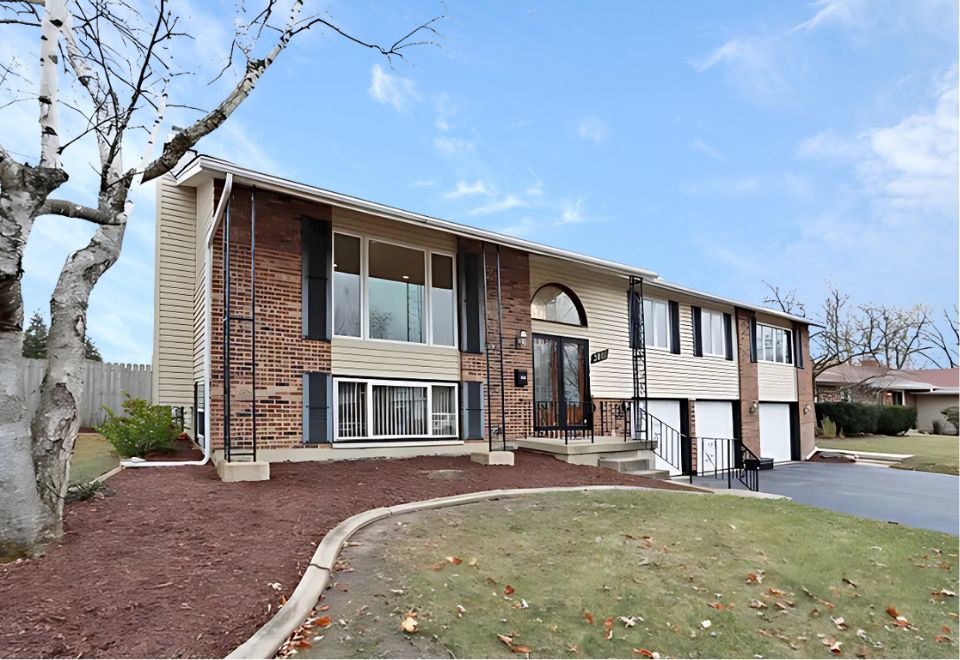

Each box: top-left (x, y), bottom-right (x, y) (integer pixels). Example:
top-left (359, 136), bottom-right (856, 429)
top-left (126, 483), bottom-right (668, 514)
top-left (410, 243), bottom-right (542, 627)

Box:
top-left (152, 154), bottom-right (816, 481)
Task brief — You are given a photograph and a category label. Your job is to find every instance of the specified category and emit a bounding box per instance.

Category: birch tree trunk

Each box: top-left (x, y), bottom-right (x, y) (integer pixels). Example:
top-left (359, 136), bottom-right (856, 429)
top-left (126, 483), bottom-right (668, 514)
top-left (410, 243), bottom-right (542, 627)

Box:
top-left (0, 158), bottom-right (67, 560)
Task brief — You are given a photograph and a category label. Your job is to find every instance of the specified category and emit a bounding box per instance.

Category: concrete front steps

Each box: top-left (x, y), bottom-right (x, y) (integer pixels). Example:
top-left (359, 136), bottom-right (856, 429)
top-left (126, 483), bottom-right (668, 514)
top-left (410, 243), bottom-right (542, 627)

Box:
top-left (514, 437), bottom-right (671, 480)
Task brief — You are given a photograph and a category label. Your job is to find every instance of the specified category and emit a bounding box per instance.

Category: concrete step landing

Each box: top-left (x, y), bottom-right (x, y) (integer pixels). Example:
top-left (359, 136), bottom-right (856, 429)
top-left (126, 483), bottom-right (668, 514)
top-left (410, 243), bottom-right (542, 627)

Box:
top-left (598, 456), bottom-right (653, 472)
top-left (623, 468), bottom-right (671, 479)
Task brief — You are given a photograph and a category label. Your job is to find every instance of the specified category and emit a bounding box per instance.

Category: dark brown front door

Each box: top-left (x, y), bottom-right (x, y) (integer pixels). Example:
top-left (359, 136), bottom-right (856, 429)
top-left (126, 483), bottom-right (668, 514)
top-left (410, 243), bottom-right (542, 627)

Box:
top-left (532, 334), bottom-right (590, 431)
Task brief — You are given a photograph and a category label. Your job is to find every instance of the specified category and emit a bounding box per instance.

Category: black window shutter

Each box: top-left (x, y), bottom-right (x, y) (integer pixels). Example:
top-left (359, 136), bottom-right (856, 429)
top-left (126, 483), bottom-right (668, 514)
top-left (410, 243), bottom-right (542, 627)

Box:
top-left (691, 306), bottom-right (703, 357)
top-left (460, 381), bottom-right (484, 440)
top-left (628, 290), bottom-right (641, 349)
top-left (793, 326), bottom-right (804, 369)
top-left (301, 218), bottom-right (332, 340)
top-left (785, 329), bottom-right (793, 364)
top-left (749, 315), bottom-right (758, 363)
top-left (303, 372), bottom-right (333, 443)
top-left (723, 313), bottom-right (734, 361)
top-left (668, 300), bottom-right (681, 354)
top-left (457, 252), bottom-right (485, 354)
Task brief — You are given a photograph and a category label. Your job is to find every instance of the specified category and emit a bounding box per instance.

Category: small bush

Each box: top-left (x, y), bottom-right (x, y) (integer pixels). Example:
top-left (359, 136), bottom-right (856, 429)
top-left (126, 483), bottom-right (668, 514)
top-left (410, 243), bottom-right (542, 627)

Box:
top-left (820, 416), bottom-right (838, 439)
top-left (942, 406), bottom-right (959, 434)
top-left (66, 481), bottom-right (110, 503)
top-left (875, 405), bottom-right (916, 436)
top-left (815, 402), bottom-right (879, 436)
top-left (933, 419), bottom-right (945, 435)
top-left (97, 396), bottom-right (177, 458)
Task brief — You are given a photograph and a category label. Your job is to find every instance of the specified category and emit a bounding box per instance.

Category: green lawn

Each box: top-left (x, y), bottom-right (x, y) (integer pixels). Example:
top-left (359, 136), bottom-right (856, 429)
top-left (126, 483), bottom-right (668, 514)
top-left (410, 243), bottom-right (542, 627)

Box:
top-left (818, 435), bottom-right (959, 475)
top-left (69, 432), bottom-right (119, 485)
top-left (303, 491), bottom-right (959, 659)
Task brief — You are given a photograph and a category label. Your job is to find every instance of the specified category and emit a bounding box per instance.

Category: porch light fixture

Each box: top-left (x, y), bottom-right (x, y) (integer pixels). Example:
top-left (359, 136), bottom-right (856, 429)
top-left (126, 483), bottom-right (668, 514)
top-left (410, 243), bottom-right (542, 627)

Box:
top-left (803, 404), bottom-right (811, 415)
top-left (516, 329), bottom-right (528, 349)
top-left (749, 400), bottom-right (758, 415)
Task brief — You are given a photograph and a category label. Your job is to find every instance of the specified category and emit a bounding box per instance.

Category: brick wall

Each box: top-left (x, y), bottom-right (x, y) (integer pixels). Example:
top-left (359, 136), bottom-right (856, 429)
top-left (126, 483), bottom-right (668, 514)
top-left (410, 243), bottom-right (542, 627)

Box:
top-left (687, 399), bottom-right (698, 473)
top-left (794, 323), bottom-right (816, 457)
top-left (735, 308), bottom-right (760, 455)
top-left (458, 240), bottom-right (533, 443)
top-left (208, 185), bottom-right (331, 452)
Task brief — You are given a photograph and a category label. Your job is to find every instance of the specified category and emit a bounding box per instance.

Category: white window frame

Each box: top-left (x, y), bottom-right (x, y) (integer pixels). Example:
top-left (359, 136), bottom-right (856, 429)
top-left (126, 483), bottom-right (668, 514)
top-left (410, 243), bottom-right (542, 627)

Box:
top-left (643, 298), bottom-right (671, 350)
top-left (333, 377), bottom-right (459, 441)
top-left (701, 308), bottom-right (726, 358)
top-left (332, 231), bottom-right (458, 348)
top-left (757, 323), bottom-right (793, 365)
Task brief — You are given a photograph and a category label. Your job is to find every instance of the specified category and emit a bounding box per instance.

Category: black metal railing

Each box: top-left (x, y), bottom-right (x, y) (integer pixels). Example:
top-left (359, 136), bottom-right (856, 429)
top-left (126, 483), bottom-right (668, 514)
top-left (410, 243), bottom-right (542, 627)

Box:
top-left (598, 400), bottom-right (631, 440)
top-left (533, 399), bottom-right (593, 444)
top-left (691, 436), bottom-right (760, 491)
top-left (596, 399), bottom-right (685, 474)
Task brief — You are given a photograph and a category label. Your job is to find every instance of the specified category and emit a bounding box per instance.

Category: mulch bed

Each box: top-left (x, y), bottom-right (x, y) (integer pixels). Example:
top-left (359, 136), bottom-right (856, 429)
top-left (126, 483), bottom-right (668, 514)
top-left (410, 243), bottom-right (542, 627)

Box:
top-left (0, 452), bottom-right (695, 658)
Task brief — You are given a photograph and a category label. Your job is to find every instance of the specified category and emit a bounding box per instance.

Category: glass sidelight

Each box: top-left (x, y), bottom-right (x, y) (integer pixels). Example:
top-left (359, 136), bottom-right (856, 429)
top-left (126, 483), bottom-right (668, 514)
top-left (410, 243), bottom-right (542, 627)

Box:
top-left (533, 334), bottom-right (590, 431)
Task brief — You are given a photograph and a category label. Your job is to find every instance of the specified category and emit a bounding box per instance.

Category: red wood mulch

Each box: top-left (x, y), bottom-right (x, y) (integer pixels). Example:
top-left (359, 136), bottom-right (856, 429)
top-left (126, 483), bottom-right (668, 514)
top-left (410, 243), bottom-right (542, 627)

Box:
top-left (0, 452), bottom-right (695, 658)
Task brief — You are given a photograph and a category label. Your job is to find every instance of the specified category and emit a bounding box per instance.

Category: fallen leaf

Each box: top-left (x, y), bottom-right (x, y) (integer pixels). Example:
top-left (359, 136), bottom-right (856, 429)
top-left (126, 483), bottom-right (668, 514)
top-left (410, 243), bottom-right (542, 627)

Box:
top-left (750, 599), bottom-right (768, 610)
top-left (315, 616), bottom-right (332, 628)
top-left (768, 587), bottom-right (784, 596)
top-left (512, 644), bottom-right (532, 654)
top-left (430, 562), bottom-right (445, 570)
top-left (317, 605), bottom-right (330, 612)
top-left (942, 625), bottom-right (952, 634)
top-left (604, 617), bottom-right (615, 640)
top-left (746, 570), bottom-right (765, 584)
top-left (885, 606), bottom-right (900, 619)
top-left (843, 578), bottom-right (858, 588)
top-left (468, 558), bottom-right (479, 567)
top-left (708, 602), bottom-right (725, 610)
top-left (633, 649), bottom-right (660, 658)
top-left (583, 611), bottom-right (594, 624)
top-left (934, 635), bottom-right (952, 644)
top-left (619, 616), bottom-right (638, 627)
top-left (830, 640), bottom-right (843, 655)
top-left (400, 616), bottom-right (418, 633)
top-left (700, 619), bottom-right (712, 629)
top-left (456, 604), bottom-right (466, 619)
top-left (832, 616), bottom-right (849, 631)
top-left (504, 585), bottom-right (515, 596)
top-left (498, 634), bottom-right (514, 647)
top-left (485, 577), bottom-right (498, 585)
top-left (447, 556), bottom-right (463, 565)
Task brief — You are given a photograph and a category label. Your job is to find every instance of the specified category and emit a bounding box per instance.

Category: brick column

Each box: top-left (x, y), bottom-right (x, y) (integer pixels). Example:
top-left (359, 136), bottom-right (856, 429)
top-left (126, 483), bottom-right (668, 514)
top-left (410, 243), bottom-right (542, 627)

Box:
top-left (794, 323), bottom-right (816, 458)
top-left (735, 308), bottom-right (760, 456)
top-left (687, 399), bottom-right (697, 474)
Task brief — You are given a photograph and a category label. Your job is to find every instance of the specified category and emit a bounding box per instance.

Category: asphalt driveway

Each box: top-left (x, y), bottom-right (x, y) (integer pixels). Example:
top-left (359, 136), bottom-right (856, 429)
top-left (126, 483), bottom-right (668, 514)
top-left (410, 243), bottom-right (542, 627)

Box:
top-left (693, 461), bottom-right (959, 535)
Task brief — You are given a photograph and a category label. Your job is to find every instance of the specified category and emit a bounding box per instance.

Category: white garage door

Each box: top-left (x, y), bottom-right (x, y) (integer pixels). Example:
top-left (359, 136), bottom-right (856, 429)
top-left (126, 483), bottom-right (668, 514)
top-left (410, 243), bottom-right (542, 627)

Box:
top-left (759, 403), bottom-right (792, 463)
top-left (639, 399), bottom-right (682, 475)
top-left (695, 401), bottom-right (735, 473)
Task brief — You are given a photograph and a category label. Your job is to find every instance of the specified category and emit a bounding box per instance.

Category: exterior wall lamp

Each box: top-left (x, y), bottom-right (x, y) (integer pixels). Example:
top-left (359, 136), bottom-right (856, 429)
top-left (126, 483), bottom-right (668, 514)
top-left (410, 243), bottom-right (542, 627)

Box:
top-left (749, 400), bottom-right (758, 415)
top-left (516, 329), bottom-right (528, 350)
top-left (803, 404), bottom-right (812, 415)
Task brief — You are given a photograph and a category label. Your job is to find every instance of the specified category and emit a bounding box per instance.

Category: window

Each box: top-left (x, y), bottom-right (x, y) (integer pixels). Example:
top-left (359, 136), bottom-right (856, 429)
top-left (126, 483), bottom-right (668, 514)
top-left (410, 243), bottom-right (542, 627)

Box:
top-left (431, 254), bottom-right (455, 346)
top-left (332, 233), bottom-right (456, 346)
top-left (334, 378), bottom-right (459, 440)
top-left (333, 234), bottom-right (361, 337)
top-left (643, 298), bottom-right (670, 349)
top-left (701, 309), bottom-right (725, 357)
top-left (757, 323), bottom-right (792, 364)
top-left (531, 284), bottom-right (585, 326)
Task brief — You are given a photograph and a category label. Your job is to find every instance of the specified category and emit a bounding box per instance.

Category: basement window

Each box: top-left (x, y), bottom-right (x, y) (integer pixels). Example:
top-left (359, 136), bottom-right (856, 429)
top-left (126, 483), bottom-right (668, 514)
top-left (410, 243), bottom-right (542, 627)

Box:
top-left (334, 378), bottom-right (459, 441)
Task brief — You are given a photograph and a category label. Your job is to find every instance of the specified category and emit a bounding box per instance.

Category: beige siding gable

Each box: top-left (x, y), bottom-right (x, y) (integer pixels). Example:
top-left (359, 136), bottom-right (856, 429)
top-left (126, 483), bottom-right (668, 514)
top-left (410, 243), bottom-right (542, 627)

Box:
top-left (758, 361), bottom-right (798, 401)
top-left (153, 175), bottom-right (197, 406)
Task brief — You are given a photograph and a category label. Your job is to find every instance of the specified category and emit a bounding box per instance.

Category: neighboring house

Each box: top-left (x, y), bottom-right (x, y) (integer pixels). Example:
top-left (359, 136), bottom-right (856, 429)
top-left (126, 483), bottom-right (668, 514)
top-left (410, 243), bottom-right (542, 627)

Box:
top-left (816, 363), bottom-right (959, 433)
top-left (152, 154), bottom-right (816, 480)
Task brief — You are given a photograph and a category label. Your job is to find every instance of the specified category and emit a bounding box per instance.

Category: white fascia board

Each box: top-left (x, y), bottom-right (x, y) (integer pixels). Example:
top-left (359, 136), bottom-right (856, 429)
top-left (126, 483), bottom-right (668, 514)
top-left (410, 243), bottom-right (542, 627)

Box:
top-left (173, 155), bottom-right (812, 326)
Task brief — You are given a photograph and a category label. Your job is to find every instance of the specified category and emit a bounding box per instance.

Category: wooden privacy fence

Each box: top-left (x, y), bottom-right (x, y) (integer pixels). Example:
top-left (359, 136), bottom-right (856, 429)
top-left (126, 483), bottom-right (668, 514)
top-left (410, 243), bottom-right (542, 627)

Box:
top-left (23, 359), bottom-right (152, 428)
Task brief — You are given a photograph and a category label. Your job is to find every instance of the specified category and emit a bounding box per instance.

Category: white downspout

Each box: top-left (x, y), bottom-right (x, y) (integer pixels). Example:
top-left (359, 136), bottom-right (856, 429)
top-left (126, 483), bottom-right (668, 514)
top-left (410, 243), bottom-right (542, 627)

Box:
top-left (125, 173), bottom-right (234, 468)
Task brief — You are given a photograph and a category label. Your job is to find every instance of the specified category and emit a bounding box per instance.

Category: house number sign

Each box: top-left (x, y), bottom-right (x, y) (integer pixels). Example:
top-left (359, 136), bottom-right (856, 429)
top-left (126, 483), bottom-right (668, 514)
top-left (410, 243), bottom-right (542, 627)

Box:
top-left (590, 349), bottom-right (609, 364)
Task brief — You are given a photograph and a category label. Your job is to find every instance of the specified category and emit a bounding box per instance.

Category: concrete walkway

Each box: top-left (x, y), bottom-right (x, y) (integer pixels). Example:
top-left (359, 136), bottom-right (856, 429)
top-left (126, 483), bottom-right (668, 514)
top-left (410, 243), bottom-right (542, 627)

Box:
top-left (692, 461), bottom-right (959, 535)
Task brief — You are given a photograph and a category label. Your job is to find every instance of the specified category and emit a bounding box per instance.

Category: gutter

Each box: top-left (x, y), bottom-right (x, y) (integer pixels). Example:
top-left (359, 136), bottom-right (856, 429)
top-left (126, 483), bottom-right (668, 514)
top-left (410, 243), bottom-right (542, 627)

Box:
top-left (124, 172), bottom-right (234, 469)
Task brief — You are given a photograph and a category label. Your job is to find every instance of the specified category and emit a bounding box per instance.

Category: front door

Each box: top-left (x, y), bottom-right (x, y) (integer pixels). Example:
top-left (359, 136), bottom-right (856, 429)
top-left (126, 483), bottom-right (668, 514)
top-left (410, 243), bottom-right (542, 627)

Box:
top-left (532, 334), bottom-right (590, 432)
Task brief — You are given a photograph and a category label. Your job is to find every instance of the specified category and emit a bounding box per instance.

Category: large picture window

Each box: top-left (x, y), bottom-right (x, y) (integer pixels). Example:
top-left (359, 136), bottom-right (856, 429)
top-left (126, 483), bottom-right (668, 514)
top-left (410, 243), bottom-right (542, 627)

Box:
top-left (643, 298), bottom-right (670, 349)
top-left (332, 233), bottom-right (456, 346)
top-left (701, 309), bottom-right (725, 357)
top-left (334, 378), bottom-right (459, 440)
top-left (757, 323), bottom-right (792, 364)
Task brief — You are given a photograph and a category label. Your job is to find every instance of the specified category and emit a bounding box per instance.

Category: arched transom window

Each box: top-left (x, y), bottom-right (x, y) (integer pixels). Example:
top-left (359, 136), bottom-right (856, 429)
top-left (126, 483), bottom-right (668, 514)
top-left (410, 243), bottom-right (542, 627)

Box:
top-left (531, 284), bottom-right (586, 326)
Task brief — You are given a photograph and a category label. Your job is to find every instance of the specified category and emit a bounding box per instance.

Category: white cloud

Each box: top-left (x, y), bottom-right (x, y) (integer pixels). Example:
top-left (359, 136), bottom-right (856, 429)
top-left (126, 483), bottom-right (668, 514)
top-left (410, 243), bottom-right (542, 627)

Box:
top-left (577, 117), bottom-right (609, 144)
top-left (368, 63), bottom-right (417, 112)
top-left (690, 137), bottom-right (727, 162)
top-left (691, 37), bottom-right (789, 104)
top-left (412, 178), bottom-right (436, 188)
top-left (792, 0), bottom-right (864, 33)
top-left (433, 135), bottom-right (476, 155)
top-left (796, 129), bottom-right (861, 160)
top-left (443, 180), bottom-right (490, 199)
top-left (557, 198), bottom-right (595, 225)
top-left (469, 194), bottom-right (529, 216)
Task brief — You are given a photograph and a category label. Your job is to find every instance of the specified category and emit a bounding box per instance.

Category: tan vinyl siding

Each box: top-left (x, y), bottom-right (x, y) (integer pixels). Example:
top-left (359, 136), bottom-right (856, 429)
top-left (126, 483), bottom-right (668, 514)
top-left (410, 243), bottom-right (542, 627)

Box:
top-left (330, 207), bottom-right (460, 381)
top-left (332, 337), bottom-right (461, 380)
top-left (530, 255), bottom-right (631, 398)
top-left (757, 362), bottom-right (798, 401)
top-left (153, 175), bottom-right (197, 406)
top-left (193, 180), bottom-right (214, 381)
top-left (644, 284), bottom-right (740, 400)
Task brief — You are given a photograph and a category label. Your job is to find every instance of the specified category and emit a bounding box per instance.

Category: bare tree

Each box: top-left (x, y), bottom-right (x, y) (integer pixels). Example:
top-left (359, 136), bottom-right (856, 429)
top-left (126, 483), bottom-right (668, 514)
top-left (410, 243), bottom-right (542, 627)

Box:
top-left (858, 303), bottom-right (931, 369)
top-left (922, 305), bottom-right (959, 368)
top-left (0, 0), bottom-right (441, 558)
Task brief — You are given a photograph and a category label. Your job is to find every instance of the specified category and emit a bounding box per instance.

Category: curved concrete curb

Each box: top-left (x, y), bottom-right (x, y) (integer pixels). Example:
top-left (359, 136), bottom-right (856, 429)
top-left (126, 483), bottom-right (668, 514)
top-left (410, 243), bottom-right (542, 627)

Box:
top-left (93, 465), bottom-right (123, 483)
top-left (226, 483), bottom-right (766, 659)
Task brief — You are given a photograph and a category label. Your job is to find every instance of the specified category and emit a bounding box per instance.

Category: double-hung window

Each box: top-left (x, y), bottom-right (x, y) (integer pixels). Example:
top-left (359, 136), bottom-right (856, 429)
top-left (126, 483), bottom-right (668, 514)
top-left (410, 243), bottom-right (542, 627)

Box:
top-left (643, 298), bottom-right (670, 349)
top-left (700, 309), bottom-right (726, 357)
top-left (335, 378), bottom-right (458, 441)
top-left (757, 323), bottom-right (792, 364)
top-left (332, 233), bottom-right (456, 346)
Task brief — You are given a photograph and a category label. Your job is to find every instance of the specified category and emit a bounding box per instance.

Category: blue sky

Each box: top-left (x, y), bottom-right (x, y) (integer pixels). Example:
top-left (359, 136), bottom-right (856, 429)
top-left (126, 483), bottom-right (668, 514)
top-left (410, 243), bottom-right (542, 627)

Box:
top-left (12, 0), bottom-right (959, 363)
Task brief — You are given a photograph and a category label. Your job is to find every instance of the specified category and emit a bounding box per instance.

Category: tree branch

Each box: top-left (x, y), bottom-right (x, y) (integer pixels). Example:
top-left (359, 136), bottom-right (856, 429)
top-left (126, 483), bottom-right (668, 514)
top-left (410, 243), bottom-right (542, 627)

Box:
top-left (38, 198), bottom-right (120, 224)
